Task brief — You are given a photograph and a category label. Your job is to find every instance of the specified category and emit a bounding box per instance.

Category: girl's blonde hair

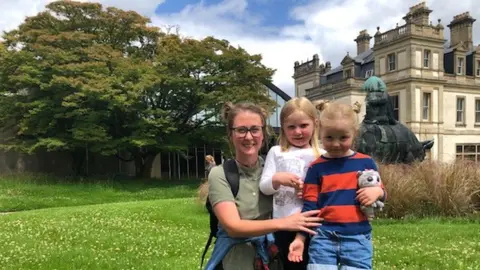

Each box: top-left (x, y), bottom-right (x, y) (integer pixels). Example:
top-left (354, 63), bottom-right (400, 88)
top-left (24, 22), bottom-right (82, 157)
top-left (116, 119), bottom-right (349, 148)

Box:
top-left (315, 100), bottom-right (362, 130)
top-left (278, 97), bottom-right (322, 157)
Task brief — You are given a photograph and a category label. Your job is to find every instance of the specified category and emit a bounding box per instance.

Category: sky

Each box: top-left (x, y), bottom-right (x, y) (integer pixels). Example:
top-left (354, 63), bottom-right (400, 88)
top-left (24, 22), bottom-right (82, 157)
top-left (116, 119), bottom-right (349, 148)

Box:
top-left (1, 0), bottom-right (480, 97)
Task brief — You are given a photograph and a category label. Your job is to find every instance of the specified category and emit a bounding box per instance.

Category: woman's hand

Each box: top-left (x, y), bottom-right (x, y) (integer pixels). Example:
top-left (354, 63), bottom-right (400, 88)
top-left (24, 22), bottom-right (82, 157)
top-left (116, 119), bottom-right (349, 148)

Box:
top-left (279, 210), bottom-right (323, 235)
top-left (272, 172), bottom-right (303, 189)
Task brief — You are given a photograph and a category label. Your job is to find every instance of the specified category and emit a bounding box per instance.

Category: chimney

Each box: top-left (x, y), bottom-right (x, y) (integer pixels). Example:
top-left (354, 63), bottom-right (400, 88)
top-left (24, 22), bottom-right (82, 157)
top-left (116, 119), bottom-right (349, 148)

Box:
top-left (403, 2), bottom-right (432, 25)
top-left (325, 62), bottom-right (331, 73)
top-left (354, 30), bottom-right (372, 55)
top-left (448, 12), bottom-right (476, 50)
top-left (312, 53), bottom-right (320, 66)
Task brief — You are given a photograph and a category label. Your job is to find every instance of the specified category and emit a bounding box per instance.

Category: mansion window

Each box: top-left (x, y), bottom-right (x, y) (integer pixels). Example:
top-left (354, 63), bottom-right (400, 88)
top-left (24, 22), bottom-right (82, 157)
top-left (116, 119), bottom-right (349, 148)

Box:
top-left (365, 69), bottom-right (374, 78)
top-left (389, 95), bottom-right (399, 121)
top-left (476, 99), bottom-right (480, 124)
top-left (422, 92), bottom-right (431, 121)
top-left (424, 50), bottom-right (430, 68)
top-left (388, 53), bottom-right (396, 71)
top-left (456, 97), bottom-right (465, 124)
top-left (457, 57), bottom-right (464, 75)
top-left (456, 144), bottom-right (480, 163)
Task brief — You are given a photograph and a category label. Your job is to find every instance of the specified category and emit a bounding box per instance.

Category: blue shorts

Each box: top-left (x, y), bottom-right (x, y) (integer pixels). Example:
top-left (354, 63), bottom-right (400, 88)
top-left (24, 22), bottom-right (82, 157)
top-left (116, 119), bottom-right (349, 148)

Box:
top-left (307, 228), bottom-right (373, 270)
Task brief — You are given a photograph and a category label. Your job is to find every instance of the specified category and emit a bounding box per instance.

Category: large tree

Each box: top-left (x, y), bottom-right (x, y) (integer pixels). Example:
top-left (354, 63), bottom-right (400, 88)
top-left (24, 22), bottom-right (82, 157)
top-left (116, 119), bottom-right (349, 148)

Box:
top-left (128, 34), bottom-right (276, 176)
top-left (0, 1), bottom-right (161, 175)
top-left (0, 0), bottom-right (276, 177)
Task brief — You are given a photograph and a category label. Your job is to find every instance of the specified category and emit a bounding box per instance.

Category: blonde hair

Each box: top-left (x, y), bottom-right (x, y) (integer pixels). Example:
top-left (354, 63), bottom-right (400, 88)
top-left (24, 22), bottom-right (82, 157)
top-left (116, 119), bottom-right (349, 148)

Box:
top-left (205, 155), bottom-right (215, 164)
top-left (315, 100), bottom-right (362, 130)
top-left (278, 97), bottom-right (322, 157)
top-left (222, 102), bottom-right (270, 148)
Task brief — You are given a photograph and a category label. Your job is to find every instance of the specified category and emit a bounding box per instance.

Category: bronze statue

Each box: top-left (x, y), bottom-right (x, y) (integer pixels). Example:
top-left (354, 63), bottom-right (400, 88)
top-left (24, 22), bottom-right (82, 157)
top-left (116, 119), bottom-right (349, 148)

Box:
top-left (355, 76), bottom-right (434, 163)
top-left (362, 78), bottom-right (397, 125)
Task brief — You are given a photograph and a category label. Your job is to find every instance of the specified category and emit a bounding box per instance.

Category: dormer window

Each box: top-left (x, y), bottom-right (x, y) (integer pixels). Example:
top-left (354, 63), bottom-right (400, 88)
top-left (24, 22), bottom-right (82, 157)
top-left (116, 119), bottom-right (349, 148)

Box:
top-left (344, 69), bottom-right (352, 78)
top-left (457, 57), bottom-right (464, 75)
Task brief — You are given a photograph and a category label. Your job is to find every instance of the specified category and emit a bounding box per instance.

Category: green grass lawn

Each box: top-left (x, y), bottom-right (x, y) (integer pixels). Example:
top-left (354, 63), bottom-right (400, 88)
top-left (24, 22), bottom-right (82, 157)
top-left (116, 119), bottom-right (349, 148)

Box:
top-left (1, 176), bottom-right (479, 269)
top-left (0, 198), bottom-right (206, 269)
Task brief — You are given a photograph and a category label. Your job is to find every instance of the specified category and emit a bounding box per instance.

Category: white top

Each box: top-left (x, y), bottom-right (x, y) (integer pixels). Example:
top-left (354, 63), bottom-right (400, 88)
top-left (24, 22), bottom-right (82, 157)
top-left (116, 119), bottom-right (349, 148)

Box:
top-left (259, 145), bottom-right (326, 219)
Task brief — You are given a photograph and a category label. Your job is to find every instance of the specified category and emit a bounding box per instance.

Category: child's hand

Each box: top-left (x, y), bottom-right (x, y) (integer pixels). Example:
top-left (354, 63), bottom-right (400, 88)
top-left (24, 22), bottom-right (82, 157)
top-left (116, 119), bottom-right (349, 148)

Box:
top-left (288, 239), bottom-right (305, 263)
top-left (272, 172), bottom-right (302, 189)
top-left (356, 186), bottom-right (384, 206)
top-left (296, 188), bottom-right (303, 199)
top-left (295, 181), bottom-right (304, 198)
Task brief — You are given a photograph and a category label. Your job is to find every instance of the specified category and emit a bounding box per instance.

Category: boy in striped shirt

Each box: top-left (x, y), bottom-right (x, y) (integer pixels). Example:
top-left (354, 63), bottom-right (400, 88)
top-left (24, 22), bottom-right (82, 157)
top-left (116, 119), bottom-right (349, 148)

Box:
top-left (288, 101), bottom-right (386, 270)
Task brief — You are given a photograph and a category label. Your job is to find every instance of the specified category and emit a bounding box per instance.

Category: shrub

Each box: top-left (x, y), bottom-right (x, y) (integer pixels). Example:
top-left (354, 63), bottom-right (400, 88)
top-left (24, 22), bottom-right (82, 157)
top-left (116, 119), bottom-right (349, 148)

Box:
top-left (378, 159), bottom-right (480, 218)
top-left (194, 160), bottom-right (480, 219)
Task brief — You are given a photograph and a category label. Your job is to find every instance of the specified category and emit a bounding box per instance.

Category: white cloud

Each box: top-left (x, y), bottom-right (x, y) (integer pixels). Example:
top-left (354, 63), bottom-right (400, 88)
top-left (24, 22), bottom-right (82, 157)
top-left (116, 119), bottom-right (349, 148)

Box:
top-left (0, 0), bottom-right (162, 34)
top-left (151, 0), bottom-right (321, 97)
top-left (76, 0), bottom-right (163, 16)
top-left (0, 0), bottom-right (52, 33)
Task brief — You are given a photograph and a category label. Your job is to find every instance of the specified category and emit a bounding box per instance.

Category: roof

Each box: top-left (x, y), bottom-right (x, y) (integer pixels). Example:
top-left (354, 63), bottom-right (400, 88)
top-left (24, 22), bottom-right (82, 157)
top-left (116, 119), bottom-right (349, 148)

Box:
top-left (354, 48), bottom-right (374, 64)
top-left (323, 65), bottom-right (343, 76)
top-left (264, 81), bottom-right (291, 101)
top-left (323, 48), bottom-right (374, 77)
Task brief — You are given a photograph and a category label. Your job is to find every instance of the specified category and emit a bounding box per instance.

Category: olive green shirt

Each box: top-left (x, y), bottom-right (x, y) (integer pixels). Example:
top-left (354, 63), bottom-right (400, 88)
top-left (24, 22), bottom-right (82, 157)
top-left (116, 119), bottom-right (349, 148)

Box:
top-left (208, 159), bottom-right (273, 270)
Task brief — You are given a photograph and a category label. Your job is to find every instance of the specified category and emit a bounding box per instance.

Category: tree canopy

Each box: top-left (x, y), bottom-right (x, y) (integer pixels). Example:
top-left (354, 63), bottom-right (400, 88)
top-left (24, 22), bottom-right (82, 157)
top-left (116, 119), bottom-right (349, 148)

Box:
top-left (0, 0), bottom-right (276, 176)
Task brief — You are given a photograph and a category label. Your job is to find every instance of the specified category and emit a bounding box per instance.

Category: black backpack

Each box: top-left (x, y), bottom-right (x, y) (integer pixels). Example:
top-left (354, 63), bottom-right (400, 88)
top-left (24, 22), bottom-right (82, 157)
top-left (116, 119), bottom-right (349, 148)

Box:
top-left (200, 159), bottom-right (240, 270)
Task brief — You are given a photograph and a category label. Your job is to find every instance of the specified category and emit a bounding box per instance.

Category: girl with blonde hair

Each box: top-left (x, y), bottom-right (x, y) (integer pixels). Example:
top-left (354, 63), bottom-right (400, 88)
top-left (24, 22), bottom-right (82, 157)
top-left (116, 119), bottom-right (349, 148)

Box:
top-left (259, 97), bottom-right (326, 270)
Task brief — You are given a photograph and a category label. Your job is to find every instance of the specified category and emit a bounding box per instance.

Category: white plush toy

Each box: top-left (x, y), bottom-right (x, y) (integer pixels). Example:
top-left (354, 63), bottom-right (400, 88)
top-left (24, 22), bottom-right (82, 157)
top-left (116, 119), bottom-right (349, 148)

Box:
top-left (357, 170), bottom-right (384, 220)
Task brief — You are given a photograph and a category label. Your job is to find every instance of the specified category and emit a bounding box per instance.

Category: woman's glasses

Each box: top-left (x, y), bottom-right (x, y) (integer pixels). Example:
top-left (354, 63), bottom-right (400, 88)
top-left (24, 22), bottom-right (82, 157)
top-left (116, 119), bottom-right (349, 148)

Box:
top-left (231, 126), bottom-right (263, 138)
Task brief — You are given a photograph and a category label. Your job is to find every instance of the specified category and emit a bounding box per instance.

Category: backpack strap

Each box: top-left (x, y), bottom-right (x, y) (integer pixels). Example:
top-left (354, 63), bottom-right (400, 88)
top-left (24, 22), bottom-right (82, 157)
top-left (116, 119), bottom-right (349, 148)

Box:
top-left (200, 159), bottom-right (239, 270)
top-left (200, 228), bottom-right (214, 270)
top-left (223, 159), bottom-right (240, 197)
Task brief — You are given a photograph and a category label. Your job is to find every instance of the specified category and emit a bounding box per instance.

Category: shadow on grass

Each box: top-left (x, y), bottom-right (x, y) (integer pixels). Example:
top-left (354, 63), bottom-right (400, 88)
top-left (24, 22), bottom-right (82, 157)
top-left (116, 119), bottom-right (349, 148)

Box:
top-left (0, 173), bottom-right (203, 212)
top-left (0, 172), bottom-right (201, 192)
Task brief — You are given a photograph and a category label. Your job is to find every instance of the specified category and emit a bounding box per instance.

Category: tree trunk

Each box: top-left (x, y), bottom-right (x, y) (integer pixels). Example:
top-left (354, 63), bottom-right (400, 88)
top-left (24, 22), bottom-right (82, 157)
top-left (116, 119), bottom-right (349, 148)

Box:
top-left (134, 154), bottom-right (155, 178)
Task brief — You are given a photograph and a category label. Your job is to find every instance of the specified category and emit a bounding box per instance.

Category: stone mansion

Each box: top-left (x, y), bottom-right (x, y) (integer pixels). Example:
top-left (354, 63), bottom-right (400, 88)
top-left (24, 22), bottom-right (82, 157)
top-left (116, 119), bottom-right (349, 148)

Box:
top-left (293, 2), bottom-right (480, 163)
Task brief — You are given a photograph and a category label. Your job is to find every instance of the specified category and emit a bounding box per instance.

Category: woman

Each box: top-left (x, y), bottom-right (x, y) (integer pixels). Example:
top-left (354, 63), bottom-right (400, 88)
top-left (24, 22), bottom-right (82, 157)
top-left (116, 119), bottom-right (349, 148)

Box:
top-left (207, 102), bottom-right (322, 270)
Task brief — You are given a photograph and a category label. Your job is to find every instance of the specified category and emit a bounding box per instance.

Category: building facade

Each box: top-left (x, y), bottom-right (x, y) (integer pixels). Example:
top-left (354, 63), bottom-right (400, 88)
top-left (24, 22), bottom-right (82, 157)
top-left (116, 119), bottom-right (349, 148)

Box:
top-left (293, 2), bottom-right (480, 163)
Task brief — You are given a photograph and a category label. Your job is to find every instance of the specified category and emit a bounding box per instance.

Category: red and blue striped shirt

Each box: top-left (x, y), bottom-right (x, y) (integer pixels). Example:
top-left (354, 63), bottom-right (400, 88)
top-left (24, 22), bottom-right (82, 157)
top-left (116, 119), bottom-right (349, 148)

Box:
top-left (302, 152), bottom-right (386, 235)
